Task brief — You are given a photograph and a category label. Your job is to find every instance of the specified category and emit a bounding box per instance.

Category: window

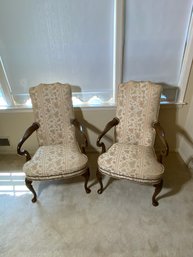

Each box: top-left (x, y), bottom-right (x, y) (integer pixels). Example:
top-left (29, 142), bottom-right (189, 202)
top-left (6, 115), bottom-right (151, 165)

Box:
top-left (0, 0), bottom-right (193, 108)
top-left (0, 0), bottom-right (114, 107)
top-left (0, 86), bottom-right (7, 106)
top-left (123, 0), bottom-right (193, 103)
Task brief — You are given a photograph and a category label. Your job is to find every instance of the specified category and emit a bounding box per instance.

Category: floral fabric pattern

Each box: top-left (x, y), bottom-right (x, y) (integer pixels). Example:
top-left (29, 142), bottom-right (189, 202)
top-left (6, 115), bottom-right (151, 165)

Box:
top-left (30, 83), bottom-right (76, 146)
top-left (115, 81), bottom-right (162, 146)
top-left (98, 81), bottom-right (164, 183)
top-left (98, 143), bottom-right (164, 183)
top-left (25, 83), bottom-right (88, 180)
top-left (24, 144), bottom-right (88, 180)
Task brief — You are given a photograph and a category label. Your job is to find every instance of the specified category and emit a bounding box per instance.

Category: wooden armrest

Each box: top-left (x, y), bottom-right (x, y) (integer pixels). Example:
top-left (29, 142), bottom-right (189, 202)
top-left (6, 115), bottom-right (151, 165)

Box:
top-left (97, 117), bottom-right (119, 154)
top-left (71, 118), bottom-right (88, 154)
top-left (17, 122), bottom-right (40, 161)
top-left (153, 122), bottom-right (169, 162)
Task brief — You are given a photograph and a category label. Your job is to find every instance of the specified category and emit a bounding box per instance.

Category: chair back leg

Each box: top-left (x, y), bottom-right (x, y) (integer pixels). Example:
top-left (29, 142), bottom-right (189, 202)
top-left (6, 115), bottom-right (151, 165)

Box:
top-left (152, 179), bottom-right (163, 206)
top-left (96, 169), bottom-right (103, 194)
top-left (82, 168), bottom-right (91, 193)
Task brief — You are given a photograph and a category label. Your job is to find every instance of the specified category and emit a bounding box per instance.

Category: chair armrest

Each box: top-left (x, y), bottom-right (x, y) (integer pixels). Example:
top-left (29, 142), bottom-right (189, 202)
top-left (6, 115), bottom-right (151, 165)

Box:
top-left (153, 122), bottom-right (169, 162)
top-left (17, 122), bottom-right (40, 161)
top-left (97, 117), bottom-right (119, 154)
top-left (71, 118), bottom-right (88, 154)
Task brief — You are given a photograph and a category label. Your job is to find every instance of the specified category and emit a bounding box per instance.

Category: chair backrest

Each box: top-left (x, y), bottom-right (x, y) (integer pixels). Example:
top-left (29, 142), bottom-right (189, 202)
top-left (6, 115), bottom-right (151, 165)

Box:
top-left (29, 83), bottom-right (76, 146)
top-left (115, 81), bottom-right (162, 146)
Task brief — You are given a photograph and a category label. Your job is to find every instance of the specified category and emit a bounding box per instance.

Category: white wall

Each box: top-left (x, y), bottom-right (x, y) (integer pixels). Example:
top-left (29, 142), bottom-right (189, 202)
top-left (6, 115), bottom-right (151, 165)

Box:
top-left (177, 62), bottom-right (193, 168)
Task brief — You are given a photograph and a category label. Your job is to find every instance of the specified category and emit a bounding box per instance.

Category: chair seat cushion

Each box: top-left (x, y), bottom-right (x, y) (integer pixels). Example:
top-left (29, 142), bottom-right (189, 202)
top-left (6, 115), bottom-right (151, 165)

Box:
top-left (98, 143), bottom-right (164, 183)
top-left (23, 144), bottom-right (88, 180)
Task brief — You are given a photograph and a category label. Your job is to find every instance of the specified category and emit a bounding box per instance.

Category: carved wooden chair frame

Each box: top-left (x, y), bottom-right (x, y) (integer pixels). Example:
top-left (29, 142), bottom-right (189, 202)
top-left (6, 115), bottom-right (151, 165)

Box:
top-left (17, 118), bottom-right (91, 203)
top-left (96, 117), bottom-right (169, 206)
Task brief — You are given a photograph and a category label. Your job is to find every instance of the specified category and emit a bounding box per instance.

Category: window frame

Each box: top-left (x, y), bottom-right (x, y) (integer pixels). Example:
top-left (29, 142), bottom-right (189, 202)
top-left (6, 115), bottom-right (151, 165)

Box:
top-left (178, 8), bottom-right (193, 103)
top-left (0, 57), bottom-right (14, 106)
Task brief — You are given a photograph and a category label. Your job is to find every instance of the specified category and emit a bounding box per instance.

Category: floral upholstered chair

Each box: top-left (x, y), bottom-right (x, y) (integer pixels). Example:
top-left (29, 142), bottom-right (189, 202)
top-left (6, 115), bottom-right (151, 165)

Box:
top-left (96, 81), bottom-right (169, 206)
top-left (17, 83), bottom-right (91, 202)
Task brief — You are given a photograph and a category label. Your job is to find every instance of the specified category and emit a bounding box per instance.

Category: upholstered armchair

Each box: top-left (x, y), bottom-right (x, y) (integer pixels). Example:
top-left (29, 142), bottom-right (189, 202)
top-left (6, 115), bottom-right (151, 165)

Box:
top-left (17, 83), bottom-right (91, 202)
top-left (96, 81), bottom-right (169, 206)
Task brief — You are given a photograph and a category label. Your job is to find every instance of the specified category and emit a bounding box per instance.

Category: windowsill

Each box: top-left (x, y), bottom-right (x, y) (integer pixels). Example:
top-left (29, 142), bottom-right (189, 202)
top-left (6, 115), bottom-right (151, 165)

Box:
top-left (0, 101), bottom-right (187, 113)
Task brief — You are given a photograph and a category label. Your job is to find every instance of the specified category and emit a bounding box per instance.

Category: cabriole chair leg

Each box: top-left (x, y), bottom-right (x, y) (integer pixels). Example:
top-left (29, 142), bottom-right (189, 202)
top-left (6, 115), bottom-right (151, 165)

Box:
top-left (152, 179), bottom-right (163, 207)
top-left (96, 169), bottom-right (103, 194)
top-left (82, 168), bottom-right (91, 194)
top-left (25, 178), bottom-right (37, 203)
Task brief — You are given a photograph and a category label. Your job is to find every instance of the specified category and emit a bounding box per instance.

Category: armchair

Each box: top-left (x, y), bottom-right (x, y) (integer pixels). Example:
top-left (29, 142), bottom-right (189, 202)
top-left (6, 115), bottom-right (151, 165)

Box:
top-left (96, 81), bottom-right (169, 206)
top-left (17, 83), bottom-right (91, 202)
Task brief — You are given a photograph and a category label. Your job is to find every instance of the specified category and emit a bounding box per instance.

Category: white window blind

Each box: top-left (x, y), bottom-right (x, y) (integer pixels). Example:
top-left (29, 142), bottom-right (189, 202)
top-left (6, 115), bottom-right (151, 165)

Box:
top-left (123, 0), bottom-right (193, 101)
top-left (0, 0), bottom-right (114, 105)
top-left (0, 0), bottom-right (193, 108)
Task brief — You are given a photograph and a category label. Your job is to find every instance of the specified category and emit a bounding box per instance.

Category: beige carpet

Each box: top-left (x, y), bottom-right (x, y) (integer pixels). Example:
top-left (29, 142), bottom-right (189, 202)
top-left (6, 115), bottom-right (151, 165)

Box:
top-left (0, 153), bottom-right (193, 257)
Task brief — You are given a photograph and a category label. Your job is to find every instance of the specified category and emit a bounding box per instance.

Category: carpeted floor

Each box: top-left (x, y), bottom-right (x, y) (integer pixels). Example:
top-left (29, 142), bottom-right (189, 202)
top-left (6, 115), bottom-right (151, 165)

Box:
top-left (0, 152), bottom-right (193, 257)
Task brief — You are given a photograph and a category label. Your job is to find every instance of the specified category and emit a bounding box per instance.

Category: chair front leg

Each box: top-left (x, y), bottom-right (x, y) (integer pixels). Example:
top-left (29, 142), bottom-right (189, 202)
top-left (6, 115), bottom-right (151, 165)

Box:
top-left (82, 168), bottom-right (91, 193)
top-left (152, 179), bottom-right (163, 206)
top-left (96, 169), bottom-right (103, 194)
top-left (25, 178), bottom-right (37, 203)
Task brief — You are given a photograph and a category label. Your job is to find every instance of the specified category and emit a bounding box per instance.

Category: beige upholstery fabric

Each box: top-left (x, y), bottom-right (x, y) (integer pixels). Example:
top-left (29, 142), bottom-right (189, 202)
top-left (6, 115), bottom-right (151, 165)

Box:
top-left (30, 83), bottom-right (76, 146)
top-left (98, 81), bottom-right (164, 184)
top-left (98, 143), bottom-right (164, 184)
top-left (24, 144), bottom-right (88, 180)
top-left (115, 81), bottom-right (162, 146)
top-left (24, 83), bottom-right (88, 181)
